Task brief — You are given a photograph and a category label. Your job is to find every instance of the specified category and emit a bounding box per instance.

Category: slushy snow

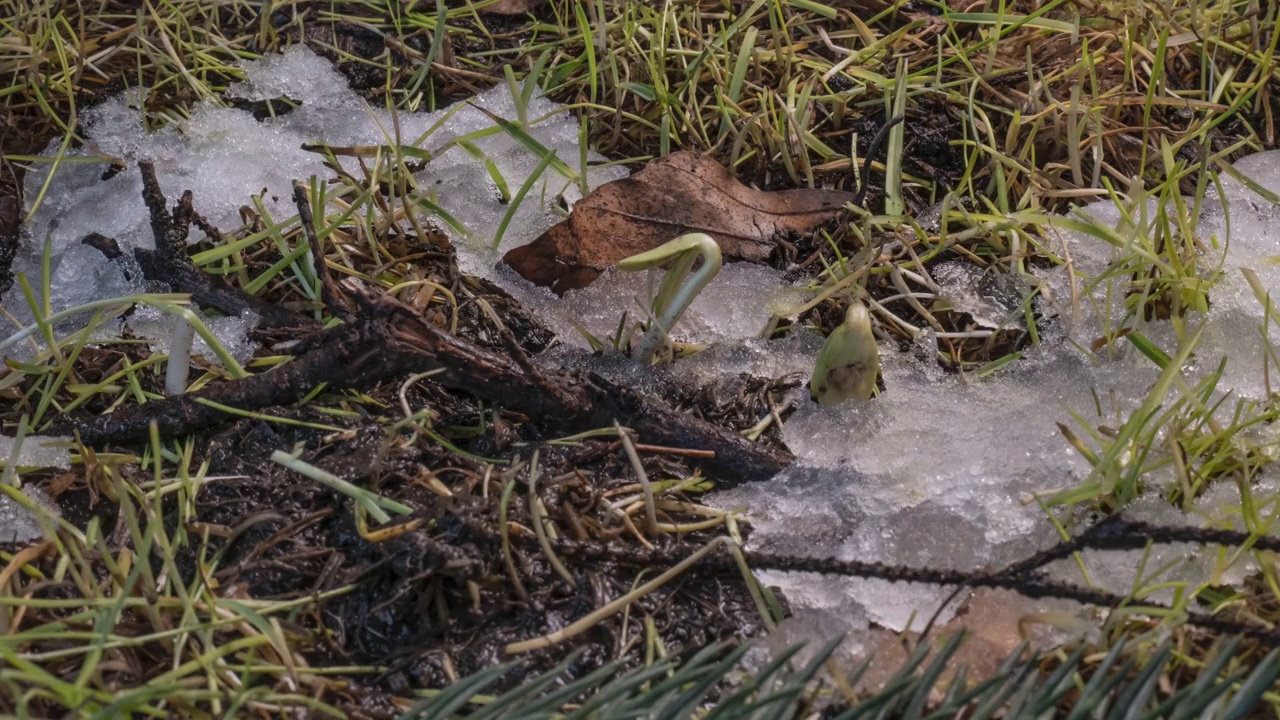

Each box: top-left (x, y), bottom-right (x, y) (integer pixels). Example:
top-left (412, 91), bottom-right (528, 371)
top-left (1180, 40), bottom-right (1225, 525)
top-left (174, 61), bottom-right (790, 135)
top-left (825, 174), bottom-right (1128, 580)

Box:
top-left (0, 484), bottom-right (60, 544)
top-left (5, 47), bottom-right (1280, 659)
top-left (0, 437), bottom-right (68, 545)
top-left (8, 44), bottom-right (629, 363)
top-left (0, 435), bottom-right (71, 470)
top-left (705, 164), bottom-right (1280, 639)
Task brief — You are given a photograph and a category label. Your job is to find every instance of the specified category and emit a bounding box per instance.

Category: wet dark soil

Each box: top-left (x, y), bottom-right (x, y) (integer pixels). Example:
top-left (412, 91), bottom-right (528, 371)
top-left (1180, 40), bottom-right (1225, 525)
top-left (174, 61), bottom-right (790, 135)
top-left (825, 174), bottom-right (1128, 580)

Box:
top-left (6, 389), bottom-right (780, 716)
top-left (0, 199), bottom-right (798, 709)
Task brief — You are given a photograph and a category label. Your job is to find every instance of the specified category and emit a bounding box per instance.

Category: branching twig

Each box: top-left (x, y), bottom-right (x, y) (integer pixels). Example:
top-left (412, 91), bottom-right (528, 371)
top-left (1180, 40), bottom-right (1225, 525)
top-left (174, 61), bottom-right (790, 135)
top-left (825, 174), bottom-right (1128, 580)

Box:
top-left (131, 161), bottom-right (309, 329)
top-left (545, 526), bottom-right (1280, 643)
top-left (59, 165), bottom-right (793, 486)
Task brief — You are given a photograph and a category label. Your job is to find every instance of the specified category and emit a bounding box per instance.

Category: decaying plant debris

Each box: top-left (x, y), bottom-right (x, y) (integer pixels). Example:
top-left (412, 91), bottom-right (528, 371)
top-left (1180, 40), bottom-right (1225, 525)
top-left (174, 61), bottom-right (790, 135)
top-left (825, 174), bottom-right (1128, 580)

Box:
top-left (0, 169), bottom-right (789, 712)
top-left (63, 162), bottom-right (791, 485)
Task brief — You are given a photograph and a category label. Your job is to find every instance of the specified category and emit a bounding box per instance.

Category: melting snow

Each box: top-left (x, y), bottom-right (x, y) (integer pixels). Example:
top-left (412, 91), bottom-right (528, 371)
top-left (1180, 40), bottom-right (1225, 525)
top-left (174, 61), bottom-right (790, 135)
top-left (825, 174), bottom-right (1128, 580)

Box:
top-left (704, 164), bottom-right (1280, 639)
top-left (8, 44), bottom-right (629, 362)
top-left (5, 47), bottom-right (1280, 657)
top-left (0, 434), bottom-right (71, 470)
top-left (0, 484), bottom-right (59, 544)
top-left (0, 436), bottom-right (68, 545)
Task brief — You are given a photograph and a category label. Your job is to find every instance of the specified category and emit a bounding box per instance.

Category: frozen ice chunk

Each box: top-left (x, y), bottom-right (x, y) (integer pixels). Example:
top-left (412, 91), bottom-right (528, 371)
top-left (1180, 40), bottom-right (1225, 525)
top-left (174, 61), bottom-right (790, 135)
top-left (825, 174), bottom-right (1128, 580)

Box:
top-left (708, 321), bottom-right (1162, 632)
top-left (225, 43), bottom-right (353, 106)
top-left (9, 45), bottom-right (630, 368)
top-left (703, 158), bottom-right (1280, 644)
top-left (0, 435), bottom-right (71, 470)
top-left (13, 45), bottom-right (629, 330)
top-left (1171, 151), bottom-right (1280, 401)
top-left (933, 261), bottom-right (1026, 329)
top-left (21, 93), bottom-right (331, 282)
top-left (50, 242), bottom-right (136, 308)
top-left (0, 485), bottom-right (60, 544)
top-left (403, 90), bottom-right (630, 279)
top-left (675, 331), bottom-right (825, 383)
top-left (680, 263), bottom-right (798, 340)
top-left (1, 241), bottom-right (139, 338)
top-left (201, 310), bottom-right (260, 363)
top-left (128, 307), bottom-right (260, 365)
top-left (1199, 150), bottom-right (1280, 267)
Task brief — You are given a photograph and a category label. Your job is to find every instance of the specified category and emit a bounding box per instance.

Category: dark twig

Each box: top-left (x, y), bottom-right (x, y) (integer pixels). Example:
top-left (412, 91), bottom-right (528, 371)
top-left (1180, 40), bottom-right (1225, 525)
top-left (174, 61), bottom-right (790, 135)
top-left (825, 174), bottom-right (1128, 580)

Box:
top-left (474, 295), bottom-right (537, 376)
top-left (910, 517), bottom-right (1159, 644)
top-left (994, 516), bottom-right (1280, 580)
top-left (739, 550), bottom-right (1280, 642)
top-left (169, 190), bottom-right (197, 258)
top-left (0, 155), bottom-right (22, 297)
top-left (62, 313), bottom-right (408, 443)
top-left (291, 181), bottom-right (352, 320)
top-left (62, 164), bottom-right (793, 486)
top-left (549, 539), bottom-right (1280, 643)
top-left (81, 233), bottom-right (122, 260)
top-left (133, 161), bottom-right (308, 329)
top-left (853, 114), bottom-right (905, 209)
top-left (61, 281), bottom-right (791, 484)
top-left (917, 514), bottom-right (1273, 647)
top-left (190, 209), bottom-right (228, 246)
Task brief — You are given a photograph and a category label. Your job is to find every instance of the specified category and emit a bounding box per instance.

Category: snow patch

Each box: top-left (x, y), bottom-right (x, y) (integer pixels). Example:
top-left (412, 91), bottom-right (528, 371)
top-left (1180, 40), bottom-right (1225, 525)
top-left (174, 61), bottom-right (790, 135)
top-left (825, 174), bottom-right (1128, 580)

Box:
top-left (0, 485), bottom-right (59, 544)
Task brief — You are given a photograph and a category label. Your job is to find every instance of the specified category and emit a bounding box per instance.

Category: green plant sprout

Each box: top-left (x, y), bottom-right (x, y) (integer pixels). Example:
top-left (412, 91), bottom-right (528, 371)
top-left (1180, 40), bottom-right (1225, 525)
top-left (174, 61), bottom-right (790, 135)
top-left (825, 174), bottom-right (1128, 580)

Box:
top-left (810, 300), bottom-right (881, 406)
top-left (616, 232), bottom-right (722, 365)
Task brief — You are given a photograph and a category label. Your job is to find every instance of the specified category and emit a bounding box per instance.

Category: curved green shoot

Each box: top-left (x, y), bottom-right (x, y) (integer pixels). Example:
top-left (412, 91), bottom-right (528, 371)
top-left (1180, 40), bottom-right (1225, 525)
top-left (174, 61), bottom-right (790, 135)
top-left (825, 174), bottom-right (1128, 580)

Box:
top-left (617, 233), bottom-right (722, 365)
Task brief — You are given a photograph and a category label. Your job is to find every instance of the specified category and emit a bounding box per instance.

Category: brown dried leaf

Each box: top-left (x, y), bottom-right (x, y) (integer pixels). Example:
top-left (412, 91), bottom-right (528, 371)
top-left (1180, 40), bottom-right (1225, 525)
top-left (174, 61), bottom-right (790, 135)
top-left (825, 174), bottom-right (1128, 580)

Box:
top-left (503, 152), bottom-right (856, 294)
